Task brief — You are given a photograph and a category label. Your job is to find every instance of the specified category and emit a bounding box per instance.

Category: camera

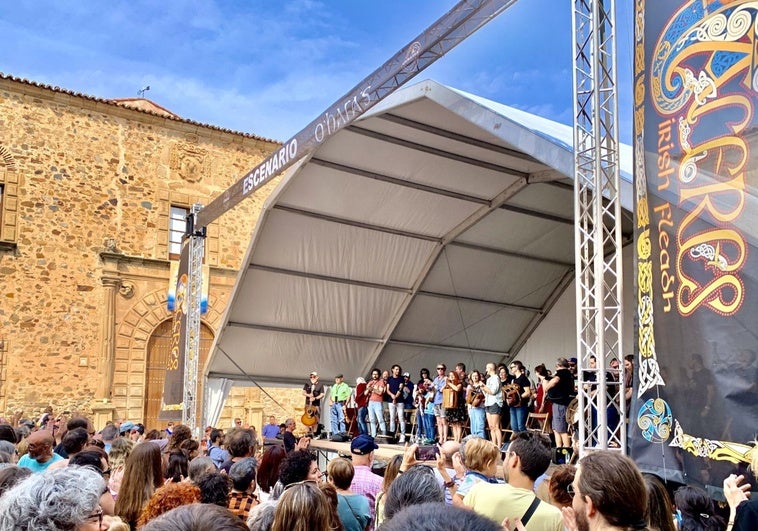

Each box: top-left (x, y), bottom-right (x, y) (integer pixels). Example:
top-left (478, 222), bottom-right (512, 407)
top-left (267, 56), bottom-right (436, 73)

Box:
top-left (415, 444), bottom-right (439, 461)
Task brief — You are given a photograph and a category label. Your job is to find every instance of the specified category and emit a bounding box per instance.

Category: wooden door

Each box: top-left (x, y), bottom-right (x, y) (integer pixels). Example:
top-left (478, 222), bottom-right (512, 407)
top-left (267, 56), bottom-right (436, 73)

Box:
top-left (144, 320), bottom-right (214, 430)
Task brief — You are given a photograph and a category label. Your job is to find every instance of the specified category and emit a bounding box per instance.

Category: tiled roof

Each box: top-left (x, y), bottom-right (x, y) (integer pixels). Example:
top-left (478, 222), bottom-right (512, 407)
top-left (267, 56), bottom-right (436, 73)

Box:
top-left (0, 72), bottom-right (279, 144)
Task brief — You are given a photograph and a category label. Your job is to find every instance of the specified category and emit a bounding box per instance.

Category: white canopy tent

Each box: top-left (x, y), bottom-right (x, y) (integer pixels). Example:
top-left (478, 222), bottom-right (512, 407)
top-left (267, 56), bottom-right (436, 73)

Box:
top-left (202, 79), bottom-right (633, 424)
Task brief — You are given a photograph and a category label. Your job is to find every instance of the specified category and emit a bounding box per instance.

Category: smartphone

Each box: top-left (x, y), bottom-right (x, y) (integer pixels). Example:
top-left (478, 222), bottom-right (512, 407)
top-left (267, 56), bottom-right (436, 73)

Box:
top-left (415, 444), bottom-right (439, 461)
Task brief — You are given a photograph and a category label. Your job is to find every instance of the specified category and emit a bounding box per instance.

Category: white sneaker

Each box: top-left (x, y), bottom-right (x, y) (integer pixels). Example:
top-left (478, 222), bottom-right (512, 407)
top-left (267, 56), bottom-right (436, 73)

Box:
top-left (398, 434), bottom-right (406, 444)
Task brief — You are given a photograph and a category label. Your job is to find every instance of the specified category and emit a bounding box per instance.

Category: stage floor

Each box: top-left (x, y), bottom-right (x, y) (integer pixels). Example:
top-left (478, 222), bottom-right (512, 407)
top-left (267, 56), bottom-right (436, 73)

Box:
top-left (309, 438), bottom-right (407, 461)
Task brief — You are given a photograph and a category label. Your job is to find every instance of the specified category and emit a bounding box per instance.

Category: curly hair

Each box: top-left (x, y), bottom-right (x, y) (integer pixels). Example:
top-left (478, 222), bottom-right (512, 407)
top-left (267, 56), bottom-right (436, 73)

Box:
top-left (137, 482), bottom-right (201, 527)
top-left (167, 425), bottom-right (192, 452)
top-left (196, 472), bottom-right (230, 507)
top-left (0, 466), bottom-right (104, 531)
top-left (278, 450), bottom-right (317, 487)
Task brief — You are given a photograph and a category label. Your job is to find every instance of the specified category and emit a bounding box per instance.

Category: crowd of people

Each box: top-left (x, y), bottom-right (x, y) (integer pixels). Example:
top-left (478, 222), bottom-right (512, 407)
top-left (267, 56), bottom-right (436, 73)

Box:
top-left (0, 401), bottom-right (753, 530)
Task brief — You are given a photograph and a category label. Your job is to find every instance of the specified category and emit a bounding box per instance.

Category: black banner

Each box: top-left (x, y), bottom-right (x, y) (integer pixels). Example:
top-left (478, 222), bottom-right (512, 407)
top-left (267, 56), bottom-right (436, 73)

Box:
top-left (160, 237), bottom-right (190, 421)
top-left (631, 0), bottom-right (758, 494)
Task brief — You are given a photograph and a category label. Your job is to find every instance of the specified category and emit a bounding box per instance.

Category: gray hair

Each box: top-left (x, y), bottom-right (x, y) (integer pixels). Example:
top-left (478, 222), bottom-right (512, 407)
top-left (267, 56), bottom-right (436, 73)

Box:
top-left (247, 500), bottom-right (276, 531)
top-left (0, 441), bottom-right (16, 458)
top-left (0, 466), bottom-right (105, 531)
top-left (383, 465), bottom-right (444, 521)
top-left (188, 456), bottom-right (216, 483)
top-left (229, 457), bottom-right (257, 492)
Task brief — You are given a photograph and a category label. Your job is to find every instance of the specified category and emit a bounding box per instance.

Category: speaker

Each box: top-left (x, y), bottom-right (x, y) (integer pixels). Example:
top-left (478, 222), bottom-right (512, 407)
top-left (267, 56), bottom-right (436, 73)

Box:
top-left (330, 433), bottom-right (350, 442)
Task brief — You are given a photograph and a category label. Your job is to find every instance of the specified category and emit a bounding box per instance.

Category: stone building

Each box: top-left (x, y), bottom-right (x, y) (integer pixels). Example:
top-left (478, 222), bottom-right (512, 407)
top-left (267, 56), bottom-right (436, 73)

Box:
top-left (0, 73), bottom-right (305, 430)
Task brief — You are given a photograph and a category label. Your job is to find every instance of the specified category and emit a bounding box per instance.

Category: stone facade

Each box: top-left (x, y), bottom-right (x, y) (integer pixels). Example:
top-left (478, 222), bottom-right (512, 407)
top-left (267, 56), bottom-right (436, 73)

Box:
top-left (0, 75), bottom-right (306, 430)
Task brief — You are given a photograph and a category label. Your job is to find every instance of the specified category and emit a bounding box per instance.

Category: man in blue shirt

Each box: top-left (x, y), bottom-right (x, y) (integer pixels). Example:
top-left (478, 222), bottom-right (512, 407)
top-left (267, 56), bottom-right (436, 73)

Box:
top-left (207, 428), bottom-right (230, 468)
top-left (18, 430), bottom-right (63, 473)
top-left (261, 416), bottom-right (280, 439)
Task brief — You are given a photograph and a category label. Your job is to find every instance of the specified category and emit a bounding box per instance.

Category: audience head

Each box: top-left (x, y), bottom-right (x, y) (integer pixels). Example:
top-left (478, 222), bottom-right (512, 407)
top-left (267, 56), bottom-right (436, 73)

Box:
top-left (108, 436), bottom-right (134, 469)
top-left (326, 457), bottom-right (355, 490)
top-left (383, 465), bottom-right (444, 521)
top-left (179, 439), bottom-right (199, 460)
top-left (226, 428), bottom-right (255, 458)
top-left (101, 424), bottom-right (119, 442)
top-left (187, 456), bottom-right (216, 483)
top-left (350, 434), bottom-right (378, 465)
top-left (137, 482), bottom-right (202, 527)
top-left (643, 474), bottom-right (676, 531)
top-left (0, 465), bottom-right (31, 497)
top-left (61, 427), bottom-right (89, 456)
top-left (272, 480), bottom-right (332, 531)
top-left (548, 464), bottom-right (576, 508)
top-left (0, 424), bottom-right (18, 444)
top-left (0, 466), bottom-right (105, 531)
top-left (506, 431), bottom-right (552, 482)
top-left (165, 450), bottom-right (189, 483)
top-left (115, 440), bottom-right (164, 525)
top-left (257, 445), bottom-right (287, 493)
top-left (461, 436), bottom-right (499, 477)
top-left (573, 451), bottom-right (647, 531)
top-left (317, 482), bottom-right (343, 531)
top-left (229, 457), bottom-right (257, 492)
top-left (381, 502), bottom-right (503, 531)
top-left (167, 424), bottom-right (192, 451)
top-left (247, 501), bottom-right (277, 531)
top-left (69, 449), bottom-right (108, 477)
top-left (209, 428), bottom-right (224, 445)
top-left (673, 485), bottom-right (724, 531)
top-left (279, 450), bottom-right (320, 487)
top-left (141, 503), bottom-right (248, 531)
top-left (382, 454), bottom-right (404, 493)
top-left (196, 471), bottom-right (230, 507)
top-left (25, 430), bottom-right (55, 463)
top-left (0, 441), bottom-right (16, 463)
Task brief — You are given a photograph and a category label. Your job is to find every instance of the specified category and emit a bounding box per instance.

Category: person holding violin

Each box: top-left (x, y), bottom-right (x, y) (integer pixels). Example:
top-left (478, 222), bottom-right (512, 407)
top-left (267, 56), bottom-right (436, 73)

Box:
top-left (303, 371), bottom-right (326, 437)
top-left (365, 368), bottom-right (388, 437)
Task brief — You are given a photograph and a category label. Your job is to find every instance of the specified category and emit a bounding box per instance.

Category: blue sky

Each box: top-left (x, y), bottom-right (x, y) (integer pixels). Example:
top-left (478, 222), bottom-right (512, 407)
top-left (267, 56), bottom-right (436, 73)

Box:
top-left (0, 0), bottom-right (633, 143)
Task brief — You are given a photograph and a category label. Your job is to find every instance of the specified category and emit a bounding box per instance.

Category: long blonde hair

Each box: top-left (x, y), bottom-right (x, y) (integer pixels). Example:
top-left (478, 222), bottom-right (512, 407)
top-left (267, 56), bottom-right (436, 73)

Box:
top-left (272, 481), bottom-right (332, 531)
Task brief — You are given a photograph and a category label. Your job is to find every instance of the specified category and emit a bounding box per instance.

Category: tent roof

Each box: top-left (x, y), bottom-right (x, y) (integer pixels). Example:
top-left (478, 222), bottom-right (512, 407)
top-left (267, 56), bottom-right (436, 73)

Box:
top-left (205, 79), bottom-right (633, 386)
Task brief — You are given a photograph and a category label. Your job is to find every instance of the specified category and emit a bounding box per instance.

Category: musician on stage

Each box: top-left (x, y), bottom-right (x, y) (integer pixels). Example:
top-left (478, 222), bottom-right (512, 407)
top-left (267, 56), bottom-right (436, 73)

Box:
top-left (330, 374), bottom-right (352, 435)
top-left (303, 371), bottom-right (326, 437)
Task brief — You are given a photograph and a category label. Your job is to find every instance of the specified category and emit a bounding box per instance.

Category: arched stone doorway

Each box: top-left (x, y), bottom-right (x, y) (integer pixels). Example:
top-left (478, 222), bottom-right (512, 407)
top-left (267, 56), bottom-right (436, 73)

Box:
top-left (143, 320), bottom-right (214, 430)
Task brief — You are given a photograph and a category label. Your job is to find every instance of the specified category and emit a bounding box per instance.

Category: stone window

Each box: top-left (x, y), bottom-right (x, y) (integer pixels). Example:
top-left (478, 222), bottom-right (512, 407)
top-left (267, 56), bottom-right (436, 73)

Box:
top-left (0, 150), bottom-right (19, 247)
top-left (168, 205), bottom-right (189, 259)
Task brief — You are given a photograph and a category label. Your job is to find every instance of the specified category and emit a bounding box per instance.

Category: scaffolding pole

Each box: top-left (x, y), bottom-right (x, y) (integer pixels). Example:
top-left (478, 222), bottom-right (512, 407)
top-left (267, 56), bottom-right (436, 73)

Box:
top-left (572, 0), bottom-right (626, 456)
top-left (181, 204), bottom-right (206, 431)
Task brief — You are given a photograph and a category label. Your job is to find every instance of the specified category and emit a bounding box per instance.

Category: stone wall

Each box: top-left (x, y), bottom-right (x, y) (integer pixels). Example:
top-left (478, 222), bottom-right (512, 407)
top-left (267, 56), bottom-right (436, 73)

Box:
top-left (0, 76), bottom-right (282, 423)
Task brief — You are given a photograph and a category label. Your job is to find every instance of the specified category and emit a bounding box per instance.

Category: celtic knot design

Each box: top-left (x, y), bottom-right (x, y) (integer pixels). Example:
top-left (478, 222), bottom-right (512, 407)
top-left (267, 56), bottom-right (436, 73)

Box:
top-left (637, 398), bottom-right (673, 443)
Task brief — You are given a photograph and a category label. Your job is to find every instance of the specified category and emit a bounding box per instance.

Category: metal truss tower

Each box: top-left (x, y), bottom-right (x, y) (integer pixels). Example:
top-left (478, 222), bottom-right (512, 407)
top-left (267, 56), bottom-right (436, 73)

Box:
top-left (572, 0), bottom-right (626, 455)
top-left (181, 204), bottom-right (206, 430)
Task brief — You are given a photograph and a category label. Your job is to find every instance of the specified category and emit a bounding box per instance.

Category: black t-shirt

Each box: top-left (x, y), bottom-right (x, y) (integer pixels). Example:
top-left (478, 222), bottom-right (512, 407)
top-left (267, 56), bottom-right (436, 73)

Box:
top-left (513, 374), bottom-right (531, 407)
top-left (303, 382), bottom-right (325, 407)
top-left (548, 368), bottom-right (575, 406)
top-left (283, 431), bottom-right (297, 453)
top-left (386, 376), bottom-right (404, 399)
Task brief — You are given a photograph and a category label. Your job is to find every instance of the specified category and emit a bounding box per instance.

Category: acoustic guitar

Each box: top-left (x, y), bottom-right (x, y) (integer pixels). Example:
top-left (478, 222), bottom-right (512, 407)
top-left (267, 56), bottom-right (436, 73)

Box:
top-left (301, 394), bottom-right (319, 427)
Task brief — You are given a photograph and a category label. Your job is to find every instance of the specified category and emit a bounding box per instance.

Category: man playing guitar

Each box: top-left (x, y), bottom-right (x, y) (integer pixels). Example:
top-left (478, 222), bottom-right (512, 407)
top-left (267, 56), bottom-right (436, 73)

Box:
top-left (302, 371), bottom-right (325, 437)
